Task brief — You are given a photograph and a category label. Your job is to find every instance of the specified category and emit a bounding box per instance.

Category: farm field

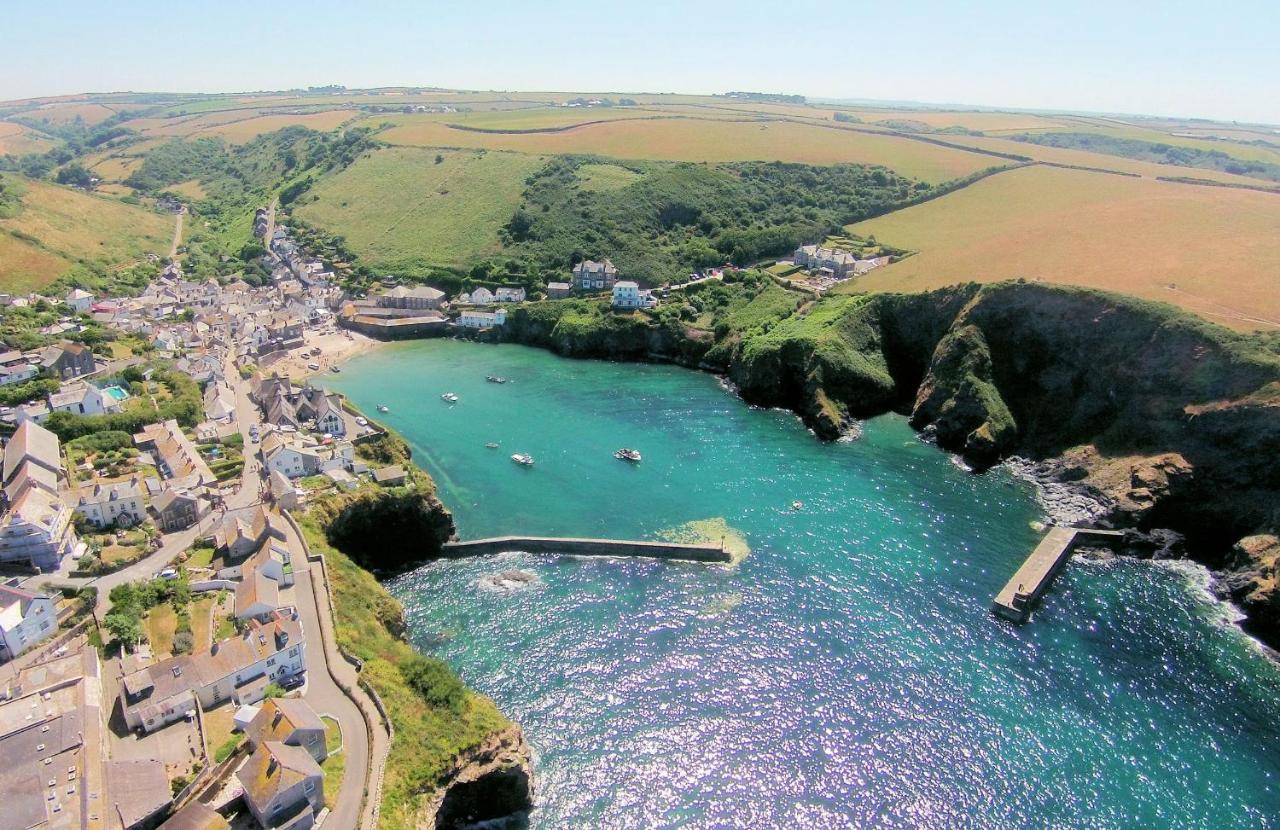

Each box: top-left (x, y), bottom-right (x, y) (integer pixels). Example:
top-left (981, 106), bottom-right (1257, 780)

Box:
top-left (843, 164), bottom-right (1280, 331)
top-left (377, 116), bottom-right (1001, 183)
top-left (938, 133), bottom-right (1276, 186)
top-left (24, 101), bottom-right (121, 125)
top-left (89, 155), bottom-right (143, 180)
top-left (190, 109), bottom-right (359, 143)
top-left (415, 106), bottom-right (678, 131)
top-left (294, 147), bottom-right (546, 269)
top-left (0, 176), bottom-right (171, 289)
top-left (0, 122), bottom-right (57, 155)
top-left (0, 232), bottom-right (73, 292)
top-left (829, 108), bottom-right (1076, 133)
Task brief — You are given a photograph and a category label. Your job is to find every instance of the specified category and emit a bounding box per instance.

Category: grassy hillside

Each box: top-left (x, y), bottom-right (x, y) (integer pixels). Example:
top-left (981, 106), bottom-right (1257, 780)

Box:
top-left (0, 174), bottom-right (170, 291)
top-left (295, 147), bottom-right (546, 271)
top-left (0, 121), bottom-right (58, 155)
top-left (843, 165), bottom-right (1280, 331)
top-left (376, 116), bottom-right (1001, 184)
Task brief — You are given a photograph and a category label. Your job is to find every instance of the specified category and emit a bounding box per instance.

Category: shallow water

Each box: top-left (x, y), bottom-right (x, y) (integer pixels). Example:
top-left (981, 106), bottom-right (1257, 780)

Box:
top-left (330, 340), bottom-right (1280, 829)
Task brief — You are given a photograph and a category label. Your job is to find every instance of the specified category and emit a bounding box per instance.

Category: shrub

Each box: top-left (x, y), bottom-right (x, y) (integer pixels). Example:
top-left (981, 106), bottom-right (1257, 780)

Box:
top-left (172, 631), bottom-right (194, 654)
top-left (399, 654), bottom-right (466, 713)
top-left (213, 735), bottom-right (242, 763)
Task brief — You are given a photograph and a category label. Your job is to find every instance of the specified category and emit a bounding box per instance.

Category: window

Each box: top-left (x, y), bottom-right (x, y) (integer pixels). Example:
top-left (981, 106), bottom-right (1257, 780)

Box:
top-left (267, 658), bottom-right (276, 666)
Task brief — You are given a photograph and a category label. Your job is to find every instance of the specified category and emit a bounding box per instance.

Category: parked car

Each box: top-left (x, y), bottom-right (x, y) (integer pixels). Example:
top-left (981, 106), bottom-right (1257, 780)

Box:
top-left (307, 362), bottom-right (320, 371)
top-left (280, 674), bottom-right (305, 691)
top-left (354, 416), bottom-right (368, 427)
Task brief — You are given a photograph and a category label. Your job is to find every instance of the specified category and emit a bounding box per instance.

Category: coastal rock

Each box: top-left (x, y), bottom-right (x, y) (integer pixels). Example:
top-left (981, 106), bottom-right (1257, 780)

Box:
top-left (418, 723), bottom-right (535, 830)
top-left (1219, 535), bottom-right (1280, 640)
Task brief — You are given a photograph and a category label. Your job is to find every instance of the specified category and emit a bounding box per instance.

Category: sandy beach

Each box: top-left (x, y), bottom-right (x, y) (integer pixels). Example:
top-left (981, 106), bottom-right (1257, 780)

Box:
top-left (269, 324), bottom-right (384, 381)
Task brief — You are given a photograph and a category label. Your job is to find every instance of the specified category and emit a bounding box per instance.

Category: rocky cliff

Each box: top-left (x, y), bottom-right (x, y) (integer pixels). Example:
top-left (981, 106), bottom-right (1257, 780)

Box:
top-left (416, 724), bottom-right (535, 830)
top-left (499, 281), bottom-right (1280, 642)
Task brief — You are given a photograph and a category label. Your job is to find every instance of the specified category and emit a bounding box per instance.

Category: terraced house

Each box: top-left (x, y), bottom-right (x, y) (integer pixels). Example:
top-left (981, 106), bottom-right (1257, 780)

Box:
top-left (119, 609), bottom-right (305, 733)
top-left (0, 583), bottom-right (56, 662)
top-left (572, 258), bottom-right (619, 290)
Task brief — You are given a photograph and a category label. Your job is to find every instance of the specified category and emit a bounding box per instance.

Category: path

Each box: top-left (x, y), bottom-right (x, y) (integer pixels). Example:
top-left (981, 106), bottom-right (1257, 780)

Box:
top-left (168, 209), bottom-right (183, 259)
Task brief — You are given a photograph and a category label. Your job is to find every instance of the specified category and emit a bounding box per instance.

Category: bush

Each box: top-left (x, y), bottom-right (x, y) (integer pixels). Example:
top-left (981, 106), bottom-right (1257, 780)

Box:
top-left (172, 631), bottom-right (194, 654)
top-left (399, 654), bottom-right (466, 713)
top-left (213, 735), bottom-right (242, 763)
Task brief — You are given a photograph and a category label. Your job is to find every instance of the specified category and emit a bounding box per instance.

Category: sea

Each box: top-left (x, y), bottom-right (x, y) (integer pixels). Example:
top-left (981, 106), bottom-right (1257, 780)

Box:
top-left (328, 339), bottom-right (1280, 830)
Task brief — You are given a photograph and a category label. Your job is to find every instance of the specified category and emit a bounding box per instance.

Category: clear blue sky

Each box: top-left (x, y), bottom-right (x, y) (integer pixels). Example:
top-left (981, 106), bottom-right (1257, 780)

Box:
top-left (3, 0), bottom-right (1277, 124)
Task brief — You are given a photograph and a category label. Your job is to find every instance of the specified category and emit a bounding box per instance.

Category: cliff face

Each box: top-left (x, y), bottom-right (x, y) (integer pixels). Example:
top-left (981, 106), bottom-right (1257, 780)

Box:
top-left (310, 479), bottom-right (456, 573)
top-left (416, 724), bottom-right (535, 830)
top-left (498, 283), bottom-right (1280, 642)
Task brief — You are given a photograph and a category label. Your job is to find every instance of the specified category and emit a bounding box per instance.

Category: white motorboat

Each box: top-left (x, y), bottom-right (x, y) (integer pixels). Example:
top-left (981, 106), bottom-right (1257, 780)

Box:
top-left (441, 392), bottom-right (459, 403)
top-left (614, 448), bottom-right (642, 463)
top-left (511, 453), bottom-right (534, 466)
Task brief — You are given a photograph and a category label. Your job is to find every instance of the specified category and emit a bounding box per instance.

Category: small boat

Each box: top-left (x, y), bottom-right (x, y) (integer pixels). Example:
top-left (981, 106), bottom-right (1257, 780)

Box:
top-left (614, 448), bottom-right (642, 463)
top-left (377, 405), bottom-right (389, 413)
top-left (441, 392), bottom-right (459, 403)
top-left (329, 366), bottom-right (341, 373)
top-left (485, 442), bottom-right (499, 449)
top-left (511, 453), bottom-right (534, 466)
top-left (486, 375), bottom-right (507, 384)
top-left (791, 500), bottom-right (804, 511)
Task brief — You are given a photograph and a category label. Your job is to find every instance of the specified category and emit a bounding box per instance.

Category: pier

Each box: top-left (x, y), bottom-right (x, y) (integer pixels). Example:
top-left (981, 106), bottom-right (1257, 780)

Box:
top-left (441, 536), bottom-right (731, 563)
top-left (992, 527), bottom-right (1126, 623)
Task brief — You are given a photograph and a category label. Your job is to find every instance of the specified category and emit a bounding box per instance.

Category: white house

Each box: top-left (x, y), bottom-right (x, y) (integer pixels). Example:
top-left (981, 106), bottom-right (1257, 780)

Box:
top-left (468, 287), bottom-right (494, 305)
top-left (65, 288), bottom-right (94, 313)
top-left (75, 480), bottom-right (146, 529)
top-left (48, 382), bottom-right (126, 417)
top-left (611, 281), bottom-right (657, 309)
top-left (494, 287), bottom-right (526, 303)
top-left (262, 434), bottom-right (353, 480)
top-left (458, 308), bottom-right (507, 329)
top-left (0, 584), bottom-right (57, 663)
top-left (119, 609), bottom-right (304, 733)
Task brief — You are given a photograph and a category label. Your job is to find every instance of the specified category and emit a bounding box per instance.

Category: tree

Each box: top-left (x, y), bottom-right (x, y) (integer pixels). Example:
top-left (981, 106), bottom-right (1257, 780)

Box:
top-left (55, 163), bottom-right (93, 188)
top-left (103, 611), bottom-right (143, 647)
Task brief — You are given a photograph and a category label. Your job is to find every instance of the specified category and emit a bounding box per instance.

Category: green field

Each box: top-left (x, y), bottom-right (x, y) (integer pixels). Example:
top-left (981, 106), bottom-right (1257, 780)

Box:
top-left (294, 147), bottom-right (545, 270)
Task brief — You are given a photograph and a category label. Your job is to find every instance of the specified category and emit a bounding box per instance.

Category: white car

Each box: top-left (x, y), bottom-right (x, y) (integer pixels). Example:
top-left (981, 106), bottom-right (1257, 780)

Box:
top-left (355, 416), bottom-right (368, 427)
top-left (307, 362), bottom-right (321, 371)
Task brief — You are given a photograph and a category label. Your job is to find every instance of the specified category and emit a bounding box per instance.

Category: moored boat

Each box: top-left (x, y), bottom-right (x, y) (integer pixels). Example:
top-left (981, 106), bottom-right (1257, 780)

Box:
top-left (441, 392), bottom-right (459, 403)
top-left (485, 442), bottom-right (499, 449)
top-left (377, 405), bottom-right (389, 413)
top-left (511, 453), bottom-right (535, 466)
top-left (614, 448), bottom-right (642, 463)
top-left (486, 375), bottom-right (507, 384)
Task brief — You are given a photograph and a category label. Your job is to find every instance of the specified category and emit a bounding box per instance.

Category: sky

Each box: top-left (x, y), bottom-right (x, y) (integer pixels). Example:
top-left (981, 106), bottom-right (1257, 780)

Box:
top-left (2, 0), bottom-right (1277, 124)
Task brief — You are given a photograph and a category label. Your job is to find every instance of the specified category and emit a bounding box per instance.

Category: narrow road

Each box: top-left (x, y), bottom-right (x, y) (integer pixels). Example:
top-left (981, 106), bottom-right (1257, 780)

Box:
top-left (168, 209), bottom-right (184, 260)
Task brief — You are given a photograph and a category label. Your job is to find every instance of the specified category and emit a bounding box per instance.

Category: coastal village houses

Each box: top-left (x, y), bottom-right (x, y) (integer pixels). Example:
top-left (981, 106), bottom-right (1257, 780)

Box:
top-left (0, 582), bottom-right (57, 662)
top-left (378, 284), bottom-right (445, 310)
top-left (75, 479), bottom-right (146, 528)
top-left (611, 281), bottom-right (657, 309)
top-left (245, 697), bottom-right (328, 763)
top-left (237, 741), bottom-right (325, 830)
top-left (572, 258), bottom-right (619, 291)
top-left (120, 609), bottom-right (305, 733)
top-left (40, 340), bottom-right (96, 380)
top-left (792, 244), bottom-right (882, 279)
top-left (0, 420), bottom-right (79, 571)
top-left (458, 308), bottom-right (508, 329)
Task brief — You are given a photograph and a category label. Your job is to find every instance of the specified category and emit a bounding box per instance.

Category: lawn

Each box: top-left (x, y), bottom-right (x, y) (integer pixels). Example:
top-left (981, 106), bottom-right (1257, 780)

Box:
top-left (321, 715), bottom-right (344, 808)
top-left (843, 164), bottom-right (1280, 331)
top-left (145, 603), bottom-right (178, 656)
top-left (376, 116), bottom-right (1001, 184)
top-left (294, 146), bottom-right (546, 270)
top-left (0, 176), bottom-right (170, 289)
top-left (190, 596), bottom-right (214, 651)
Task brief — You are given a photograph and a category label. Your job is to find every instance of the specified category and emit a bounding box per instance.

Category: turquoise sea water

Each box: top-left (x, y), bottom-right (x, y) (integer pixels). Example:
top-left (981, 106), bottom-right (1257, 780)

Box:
top-left (330, 340), bottom-right (1280, 829)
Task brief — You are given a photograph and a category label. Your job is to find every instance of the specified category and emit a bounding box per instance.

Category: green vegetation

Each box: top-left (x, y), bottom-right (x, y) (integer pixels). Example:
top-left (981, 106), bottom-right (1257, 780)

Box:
top-left (45, 365), bottom-right (202, 440)
top-left (400, 654), bottom-right (467, 713)
top-left (502, 155), bottom-right (929, 285)
top-left (213, 735), bottom-right (243, 764)
top-left (294, 147), bottom-right (546, 273)
top-left (1010, 132), bottom-right (1280, 182)
top-left (296, 513), bottom-right (509, 830)
top-left (103, 575), bottom-right (191, 648)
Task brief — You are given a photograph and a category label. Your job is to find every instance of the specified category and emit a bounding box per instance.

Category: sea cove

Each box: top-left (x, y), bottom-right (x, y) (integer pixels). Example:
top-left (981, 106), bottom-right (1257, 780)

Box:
top-left (330, 340), bottom-right (1280, 829)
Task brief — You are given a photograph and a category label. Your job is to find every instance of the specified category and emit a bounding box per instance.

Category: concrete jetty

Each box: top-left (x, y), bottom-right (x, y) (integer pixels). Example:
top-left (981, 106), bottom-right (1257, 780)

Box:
top-left (441, 536), bottom-right (731, 563)
top-left (992, 527), bottom-right (1126, 623)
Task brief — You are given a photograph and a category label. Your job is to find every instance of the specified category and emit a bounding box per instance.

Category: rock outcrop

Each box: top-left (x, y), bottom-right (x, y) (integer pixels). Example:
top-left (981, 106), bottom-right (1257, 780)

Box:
top-left (418, 724), bottom-right (535, 830)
